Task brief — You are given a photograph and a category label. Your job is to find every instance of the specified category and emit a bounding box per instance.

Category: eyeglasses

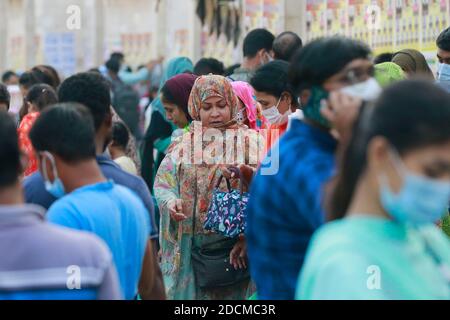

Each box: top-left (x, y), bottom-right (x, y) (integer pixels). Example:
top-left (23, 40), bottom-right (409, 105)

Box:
top-left (333, 65), bottom-right (375, 85)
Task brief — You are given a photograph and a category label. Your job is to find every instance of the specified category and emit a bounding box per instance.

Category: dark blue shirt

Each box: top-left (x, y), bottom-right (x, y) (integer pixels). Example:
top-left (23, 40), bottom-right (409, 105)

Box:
top-left (246, 120), bottom-right (337, 300)
top-left (23, 155), bottom-right (158, 239)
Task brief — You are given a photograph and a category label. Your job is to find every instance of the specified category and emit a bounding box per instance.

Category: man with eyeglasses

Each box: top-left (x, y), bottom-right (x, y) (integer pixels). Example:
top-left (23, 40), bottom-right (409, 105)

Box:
top-left (246, 37), bottom-right (382, 300)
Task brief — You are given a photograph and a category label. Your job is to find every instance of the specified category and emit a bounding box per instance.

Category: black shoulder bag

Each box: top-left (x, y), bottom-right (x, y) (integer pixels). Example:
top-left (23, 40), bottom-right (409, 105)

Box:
top-left (191, 167), bottom-right (250, 289)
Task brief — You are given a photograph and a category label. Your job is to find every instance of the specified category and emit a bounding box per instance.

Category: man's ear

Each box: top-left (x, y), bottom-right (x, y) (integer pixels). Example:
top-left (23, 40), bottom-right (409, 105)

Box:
top-left (299, 89), bottom-right (311, 108)
top-left (281, 91), bottom-right (293, 106)
top-left (257, 49), bottom-right (266, 60)
top-left (105, 109), bottom-right (113, 128)
top-left (367, 136), bottom-right (390, 174)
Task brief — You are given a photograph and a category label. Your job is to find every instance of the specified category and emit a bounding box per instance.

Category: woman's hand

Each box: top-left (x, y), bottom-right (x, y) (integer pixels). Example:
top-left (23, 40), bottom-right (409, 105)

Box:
top-left (167, 199), bottom-right (187, 222)
top-left (230, 237), bottom-right (248, 270)
top-left (219, 165), bottom-right (235, 179)
top-left (239, 164), bottom-right (256, 186)
top-left (321, 91), bottom-right (363, 141)
top-left (219, 164), bottom-right (256, 186)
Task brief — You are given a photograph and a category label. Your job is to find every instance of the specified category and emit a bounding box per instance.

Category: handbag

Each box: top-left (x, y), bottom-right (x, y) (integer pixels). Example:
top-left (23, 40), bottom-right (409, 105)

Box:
top-left (204, 167), bottom-right (249, 238)
top-left (191, 236), bottom-right (250, 289)
top-left (191, 167), bottom-right (250, 289)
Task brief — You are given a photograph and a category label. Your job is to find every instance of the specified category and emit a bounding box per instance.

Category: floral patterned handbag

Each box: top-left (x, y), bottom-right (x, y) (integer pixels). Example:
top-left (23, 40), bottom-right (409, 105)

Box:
top-left (204, 167), bottom-right (249, 238)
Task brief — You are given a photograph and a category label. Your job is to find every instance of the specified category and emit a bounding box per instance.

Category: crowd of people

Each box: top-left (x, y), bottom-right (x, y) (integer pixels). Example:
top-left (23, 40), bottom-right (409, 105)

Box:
top-left (0, 25), bottom-right (450, 300)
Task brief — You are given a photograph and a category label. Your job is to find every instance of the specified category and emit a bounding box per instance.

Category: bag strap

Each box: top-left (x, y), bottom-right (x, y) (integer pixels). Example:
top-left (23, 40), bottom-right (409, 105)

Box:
top-left (215, 174), bottom-right (232, 191)
top-left (228, 167), bottom-right (248, 195)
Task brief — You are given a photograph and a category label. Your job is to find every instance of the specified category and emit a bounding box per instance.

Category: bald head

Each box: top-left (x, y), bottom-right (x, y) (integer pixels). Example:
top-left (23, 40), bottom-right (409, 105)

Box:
top-left (273, 32), bottom-right (303, 62)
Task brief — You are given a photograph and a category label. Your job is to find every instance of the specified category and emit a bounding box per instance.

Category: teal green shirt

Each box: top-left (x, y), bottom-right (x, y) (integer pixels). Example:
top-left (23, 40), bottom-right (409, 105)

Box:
top-left (296, 216), bottom-right (450, 300)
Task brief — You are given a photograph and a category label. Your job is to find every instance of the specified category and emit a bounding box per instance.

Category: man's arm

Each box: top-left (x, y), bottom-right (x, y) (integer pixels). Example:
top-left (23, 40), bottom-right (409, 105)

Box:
top-left (118, 68), bottom-right (150, 86)
top-left (138, 239), bottom-right (166, 300)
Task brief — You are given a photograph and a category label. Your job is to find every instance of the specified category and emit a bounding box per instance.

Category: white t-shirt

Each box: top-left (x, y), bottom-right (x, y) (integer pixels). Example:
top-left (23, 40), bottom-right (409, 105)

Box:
top-left (114, 156), bottom-right (138, 176)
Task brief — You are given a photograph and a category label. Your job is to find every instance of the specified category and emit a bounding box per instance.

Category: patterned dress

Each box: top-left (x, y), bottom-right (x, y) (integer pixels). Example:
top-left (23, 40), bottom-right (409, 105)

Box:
top-left (154, 75), bottom-right (264, 300)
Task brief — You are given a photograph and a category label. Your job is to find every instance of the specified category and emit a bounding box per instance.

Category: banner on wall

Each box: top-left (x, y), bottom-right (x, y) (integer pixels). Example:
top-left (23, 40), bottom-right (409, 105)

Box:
top-left (263, 0), bottom-right (285, 34)
top-left (244, 0), bottom-right (264, 32)
top-left (44, 33), bottom-right (76, 78)
top-left (306, 0), bottom-right (450, 59)
top-left (9, 36), bottom-right (25, 72)
top-left (244, 0), bottom-right (285, 34)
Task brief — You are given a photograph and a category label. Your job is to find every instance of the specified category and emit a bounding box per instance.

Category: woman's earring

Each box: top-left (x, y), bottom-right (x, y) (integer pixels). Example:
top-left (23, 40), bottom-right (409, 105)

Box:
top-left (236, 110), bottom-right (245, 125)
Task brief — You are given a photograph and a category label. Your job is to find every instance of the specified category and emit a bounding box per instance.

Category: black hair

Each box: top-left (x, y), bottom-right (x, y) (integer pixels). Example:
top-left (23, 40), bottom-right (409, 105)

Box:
top-left (374, 52), bottom-right (394, 64)
top-left (25, 84), bottom-right (58, 112)
top-left (243, 28), bottom-right (275, 58)
top-left (194, 58), bottom-right (225, 76)
top-left (29, 103), bottom-right (96, 164)
top-left (110, 52), bottom-right (125, 61)
top-left (112, 121), bottom-right (130, 150)
top-left (106, 58), bottom-right (121, 74)
top-left (2, 71), bottom-right (18, 84)
top-left (58, 72), bottom-right (111, 131)
top-left (0, 112), bottom-right (21, 187)
top-left (160, 83), bottom-right (193, 122)
top-left (289, 37), bottom-right (371, 93)
top-left (273, 31), bottom-right (303, 62)
top-left (0, 84), bottom-right (10, 110)
top-left (250, 60), bottom-right (296, 100)
top-left (437, 27), bottom-right (450, 51)
top-left (328, 80), bottom-right (450, 220)
top-left (88, 68), bottom-right (101, 74)
top-left (39, 65), bottom-right (61, 89)
top-left (224, 64), bottom-right (241, 77)
top-left (19, 71), bottom-right (42, 91)
top-left (19, 66), bottom-right (59, 91)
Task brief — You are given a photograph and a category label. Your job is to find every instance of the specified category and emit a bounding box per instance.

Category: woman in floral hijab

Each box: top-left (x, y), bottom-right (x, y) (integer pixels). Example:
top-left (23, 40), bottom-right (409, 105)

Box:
top-left (154, 75), bottom-right (263, 299)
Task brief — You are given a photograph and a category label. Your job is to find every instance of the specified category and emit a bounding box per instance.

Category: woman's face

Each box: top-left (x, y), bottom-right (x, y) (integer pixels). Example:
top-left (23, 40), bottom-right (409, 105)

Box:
top-left (27, 102), bottom-right (38, 113)
top-left (164, 102), bottom-right (189, 129)
top-left (369, 137), bottom-right (450, 195)
top-left (199, 95), bottom-right (231, 128)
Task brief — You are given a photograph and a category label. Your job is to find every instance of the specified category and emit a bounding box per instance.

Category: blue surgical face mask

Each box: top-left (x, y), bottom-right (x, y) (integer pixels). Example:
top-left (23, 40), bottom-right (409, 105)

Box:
top-left (41, 151), bottom-right (66, 199)
top-left (437, 63), bottom-right (450, 82)
top-left (379, 148), bottom-right (450, 226)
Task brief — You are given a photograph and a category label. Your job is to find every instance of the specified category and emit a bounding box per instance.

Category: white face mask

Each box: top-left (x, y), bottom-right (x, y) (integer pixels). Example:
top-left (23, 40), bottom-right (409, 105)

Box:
top-left (261, 97), bottom-right (292, 125)
top-left (260, 51), bottom-right (274, 66)
top-left (340, 77), bottom-right (382, 101)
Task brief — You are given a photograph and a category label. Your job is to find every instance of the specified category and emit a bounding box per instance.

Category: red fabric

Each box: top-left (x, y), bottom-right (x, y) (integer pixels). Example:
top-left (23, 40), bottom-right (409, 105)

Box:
top-left (18, 112), bottom-right (40, 177)
top-left (265, 122), bottom-right (288, 154)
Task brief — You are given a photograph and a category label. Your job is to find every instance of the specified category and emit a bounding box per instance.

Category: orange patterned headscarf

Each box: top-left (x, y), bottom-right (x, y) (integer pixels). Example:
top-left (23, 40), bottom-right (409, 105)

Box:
top-left (188, 75), bottom-right (240, 129)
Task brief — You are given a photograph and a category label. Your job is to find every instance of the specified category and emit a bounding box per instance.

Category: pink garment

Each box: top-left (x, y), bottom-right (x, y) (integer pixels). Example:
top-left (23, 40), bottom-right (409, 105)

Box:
top-left (231, 81), bottom-right (266, 131)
